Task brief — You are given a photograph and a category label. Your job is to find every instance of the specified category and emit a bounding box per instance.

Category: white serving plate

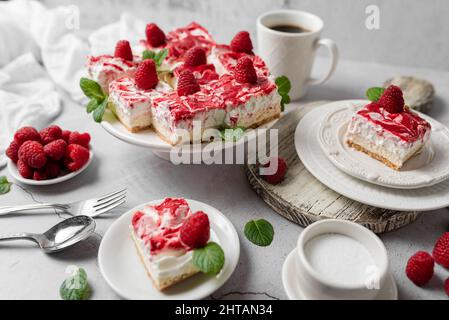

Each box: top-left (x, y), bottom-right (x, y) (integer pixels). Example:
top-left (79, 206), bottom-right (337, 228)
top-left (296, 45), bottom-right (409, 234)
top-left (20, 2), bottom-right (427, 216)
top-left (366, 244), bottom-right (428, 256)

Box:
top-left (295, 100), bottom-right (449, 211)
top-left (98, 199), bottom-right (240, 300)
top-left (101, 113), bottom-right (278, 160)
top-left (7, 151), bottom-right (93, 186)
top-left (318, 100), bottom-right (449, 189)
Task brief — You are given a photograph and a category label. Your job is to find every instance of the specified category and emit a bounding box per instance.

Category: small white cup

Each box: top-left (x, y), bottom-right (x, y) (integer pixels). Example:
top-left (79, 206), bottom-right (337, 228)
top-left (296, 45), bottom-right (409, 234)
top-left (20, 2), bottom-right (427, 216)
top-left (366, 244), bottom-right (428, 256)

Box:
top-left (257, 10), bottom-right (338, 100)
top-left (295, 220), bottom-right (389, 300)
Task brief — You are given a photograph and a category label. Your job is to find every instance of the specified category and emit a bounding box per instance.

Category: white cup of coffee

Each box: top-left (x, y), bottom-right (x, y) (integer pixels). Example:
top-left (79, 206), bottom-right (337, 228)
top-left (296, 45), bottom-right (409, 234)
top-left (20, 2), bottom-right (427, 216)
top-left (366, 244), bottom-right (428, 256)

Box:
top-left (257, 10), bottom-right (338, 100)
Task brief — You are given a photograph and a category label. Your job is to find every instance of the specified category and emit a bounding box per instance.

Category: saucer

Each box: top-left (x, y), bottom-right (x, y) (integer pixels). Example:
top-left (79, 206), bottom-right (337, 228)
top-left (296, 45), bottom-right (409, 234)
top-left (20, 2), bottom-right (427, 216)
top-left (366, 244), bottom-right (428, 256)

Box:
top-left (282, 249), bottom-right (398, 300)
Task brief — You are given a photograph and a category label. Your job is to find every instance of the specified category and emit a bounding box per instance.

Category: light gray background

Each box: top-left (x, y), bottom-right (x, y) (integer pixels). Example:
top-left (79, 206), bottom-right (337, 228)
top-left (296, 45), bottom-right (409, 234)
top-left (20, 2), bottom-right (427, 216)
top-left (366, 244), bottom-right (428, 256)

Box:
top-left (43, 0), bottom-right (449, 70)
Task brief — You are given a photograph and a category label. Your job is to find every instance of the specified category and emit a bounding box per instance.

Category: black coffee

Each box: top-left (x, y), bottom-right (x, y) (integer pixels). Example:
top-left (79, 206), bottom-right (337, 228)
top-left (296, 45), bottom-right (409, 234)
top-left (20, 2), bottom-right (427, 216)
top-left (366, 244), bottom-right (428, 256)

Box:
top-left (270, 24), bottom-right (309, 34)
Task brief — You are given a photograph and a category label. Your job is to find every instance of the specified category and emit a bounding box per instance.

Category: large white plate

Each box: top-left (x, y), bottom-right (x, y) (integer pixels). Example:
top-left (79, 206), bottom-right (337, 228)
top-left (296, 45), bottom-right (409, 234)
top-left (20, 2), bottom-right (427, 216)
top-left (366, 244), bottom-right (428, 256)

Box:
top-left (318, 101), bottom-right (449, 189)
top-left (7, 151), bottom-right (93, 186)
top-left (98, 199), bottom-right (240, 300)
top-left (295, 100), bottom-right (449, 211)
top-left (101, 113), bottom-right (278, 159)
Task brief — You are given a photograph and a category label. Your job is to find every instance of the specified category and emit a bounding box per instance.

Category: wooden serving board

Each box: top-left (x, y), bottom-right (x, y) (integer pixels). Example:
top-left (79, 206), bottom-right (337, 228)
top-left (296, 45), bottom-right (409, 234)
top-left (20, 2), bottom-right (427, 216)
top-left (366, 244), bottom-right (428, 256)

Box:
top-left (244, 101), bottom-right (420, 234)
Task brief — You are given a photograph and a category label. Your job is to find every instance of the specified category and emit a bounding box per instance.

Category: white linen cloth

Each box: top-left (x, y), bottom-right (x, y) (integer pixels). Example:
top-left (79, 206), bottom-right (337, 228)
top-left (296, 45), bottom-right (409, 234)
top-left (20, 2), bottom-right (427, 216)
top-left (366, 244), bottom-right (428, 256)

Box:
top-left (0, 0), bottom-right (147, 167)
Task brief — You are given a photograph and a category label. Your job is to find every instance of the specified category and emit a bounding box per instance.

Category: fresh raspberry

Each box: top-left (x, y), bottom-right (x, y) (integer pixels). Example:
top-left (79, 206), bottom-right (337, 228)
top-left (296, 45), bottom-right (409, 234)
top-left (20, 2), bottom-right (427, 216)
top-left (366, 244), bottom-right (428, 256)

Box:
top-left (135, 59), bottom-right (158, 90)
top-left (177, 70), bottom-right (200, 96)
top-left (33, 170), bottom-right (47, 181)
top-left (234, 56), bottom-right (257, 84)
top-left (39, 125), bottom-right (62, 145)
top-left (68, 131), bottom-right (91, 148)
top-left (445, 278), bottom-right (449, 298)
top-left (405, 251), bottom-right (434, 286)
top-left (433, 232), bottom-right (449, 268)
top-left (262, 157), bottom-right (288, 184)
top-left (62, 130), bottom-right (71, 143)
top-left (184, 46), bottom-right (207, 67)
top-left (14, 127), bottom-right (41, 146)
top-left (114, 40), bottom-right (133, 61)
top-left (44, 160), bottom-right (61, 179)
top-left (17, 160), bottom-right (33, 179)
top-left (230, 31), bottom-right (253, 54)
top-left (44, 139), bottom-right (67, 161)
top-left (145, 23), bottom-right (166, 47)
top-left (64, 144), bottom-right (90, 172)
top-left (6, 140), bottom-right (19, 163)
top-left (180, 211), bottom-right (210, 249)
top-left (131, 211), bottom-right (144, 228)
top-left (379, 85), bottom-right (405, 114)
top-left (18, 141), bottom-right (47, 169)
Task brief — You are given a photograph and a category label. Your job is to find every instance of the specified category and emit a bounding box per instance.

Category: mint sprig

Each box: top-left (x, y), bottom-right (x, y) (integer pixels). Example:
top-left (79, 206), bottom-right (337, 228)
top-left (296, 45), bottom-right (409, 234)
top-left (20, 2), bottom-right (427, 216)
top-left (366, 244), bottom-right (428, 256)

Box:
top-left (366, 87), bottom-right (385, 102)
top-left (244, 219), bottom-right (274, 247)
top-left (219, 127), bottom-right (246, 142)
top-left (142, 48), bottom-right (168, 68)
top-left (275, 76), bottom-right (291, 112)
top-left (192, 242), bottom-right (225, 275)
top-left (0, 176), bottom-right (11, 195)
top-left (60, 267), bottom-right (90, 300)
top-left (79, 77), bottom-right (108, 123)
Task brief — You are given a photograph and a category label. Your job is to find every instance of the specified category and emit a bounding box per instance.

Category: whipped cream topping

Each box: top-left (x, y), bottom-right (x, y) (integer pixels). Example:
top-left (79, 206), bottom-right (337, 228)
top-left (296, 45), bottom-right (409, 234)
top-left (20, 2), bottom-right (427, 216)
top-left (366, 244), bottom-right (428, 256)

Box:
top-left (356, 103), bottom-right (431, 142)
top-left (86, 54), bottom-right (137, 74)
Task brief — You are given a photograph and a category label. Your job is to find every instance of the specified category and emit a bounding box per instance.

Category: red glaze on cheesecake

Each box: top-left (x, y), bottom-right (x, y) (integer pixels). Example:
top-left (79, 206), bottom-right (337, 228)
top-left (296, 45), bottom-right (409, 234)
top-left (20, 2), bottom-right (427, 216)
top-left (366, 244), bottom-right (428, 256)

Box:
top-left (356, 103), bottom-right (431, 142)
top-left (173, 63), bottom-right (219, 85)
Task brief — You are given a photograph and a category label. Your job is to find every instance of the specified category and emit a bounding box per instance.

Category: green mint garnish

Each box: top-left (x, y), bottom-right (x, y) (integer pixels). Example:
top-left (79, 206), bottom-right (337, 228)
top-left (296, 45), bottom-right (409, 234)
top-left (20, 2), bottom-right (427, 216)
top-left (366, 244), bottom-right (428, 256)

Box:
top-left (79, 77), bottom-right (108, 123)
top-left (60, 267), bottom-right (90, 300)
top-left (192, 242), bottom-right (225, 275)
top-left (244, 219), bottom-right (274, 247)
top-left (0, 176), bottom-right (11, 195)
top-left (219, 127), bottom-right (246, 142)
top-left (142, 48), bottom-right (168, 68)
top-left (366, 87), bottom-right (385, 102)
top-left (275, 76), bottom-right (291, 112)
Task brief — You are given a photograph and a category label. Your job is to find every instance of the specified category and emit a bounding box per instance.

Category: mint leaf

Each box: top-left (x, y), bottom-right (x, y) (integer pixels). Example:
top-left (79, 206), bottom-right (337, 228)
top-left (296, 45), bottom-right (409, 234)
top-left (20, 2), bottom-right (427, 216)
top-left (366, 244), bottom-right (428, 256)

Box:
top-left (275, 76), bottom-right (292, 112)
top-left (142, 49), bottom-right (168, 67)
top-left (79, 78), bottom-right (104, 102)
top-left (219, 127), bottom-right (246, 142)
top-left (60, 267), bottom-right (90, 300)
top-left (244, 219), bottom-right (274, 247)
top-left (0, 176), bottom-right (11, 195)
top-left (192, 242), bottom-right (225, 275)
top-left (366, 87), bottom-right (385, 102)
top-left (86, 99), bottom-right (98, 113)
top-left (93, 98), bottom-right (107, 123)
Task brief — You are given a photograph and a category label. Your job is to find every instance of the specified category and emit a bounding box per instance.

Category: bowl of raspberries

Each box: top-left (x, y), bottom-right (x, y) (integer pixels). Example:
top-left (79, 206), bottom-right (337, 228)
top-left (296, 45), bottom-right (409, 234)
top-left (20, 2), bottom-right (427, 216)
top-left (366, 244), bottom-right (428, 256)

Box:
top-left (6, 125), bottom-right (93, 185)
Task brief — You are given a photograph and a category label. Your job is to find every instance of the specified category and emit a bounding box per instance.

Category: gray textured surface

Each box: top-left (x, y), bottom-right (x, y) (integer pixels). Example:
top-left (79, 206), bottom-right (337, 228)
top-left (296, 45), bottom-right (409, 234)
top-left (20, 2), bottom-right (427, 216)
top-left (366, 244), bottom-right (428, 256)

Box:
top-left (42, 0), bottom-right (449, 70)
top-left (1, 57), bottom-right (449, 299)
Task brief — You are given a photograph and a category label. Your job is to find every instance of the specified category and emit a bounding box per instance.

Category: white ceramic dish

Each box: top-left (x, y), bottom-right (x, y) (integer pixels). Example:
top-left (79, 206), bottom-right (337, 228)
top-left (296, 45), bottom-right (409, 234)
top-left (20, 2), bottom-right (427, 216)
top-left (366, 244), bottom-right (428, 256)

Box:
top-left (98, 199), bottom-right (240, 300)
top-left (282, 249), bottom-right (398, 300)
top-left (101, 114), bottom-right (278, 160)
top-left (7, 151), bottom-right (93, 186)
top-left (295, 100), bottom-right (449, 211)
top-left (318, 100), bottom-right (449, 189)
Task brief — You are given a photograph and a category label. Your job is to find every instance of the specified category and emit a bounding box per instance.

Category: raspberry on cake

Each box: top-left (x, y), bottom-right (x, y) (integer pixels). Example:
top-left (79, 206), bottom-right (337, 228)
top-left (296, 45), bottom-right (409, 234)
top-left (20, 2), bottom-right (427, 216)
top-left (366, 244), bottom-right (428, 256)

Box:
top-left (346, 87), bottom-right (431, 170)
top-left (130, 198), bottom-right (211, 290)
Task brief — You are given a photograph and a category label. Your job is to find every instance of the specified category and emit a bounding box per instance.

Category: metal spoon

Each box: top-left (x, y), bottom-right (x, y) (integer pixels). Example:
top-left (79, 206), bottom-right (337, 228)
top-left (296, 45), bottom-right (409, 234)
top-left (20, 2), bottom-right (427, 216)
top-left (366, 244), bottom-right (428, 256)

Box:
top-left (0, 216), bottom-right (96, 253)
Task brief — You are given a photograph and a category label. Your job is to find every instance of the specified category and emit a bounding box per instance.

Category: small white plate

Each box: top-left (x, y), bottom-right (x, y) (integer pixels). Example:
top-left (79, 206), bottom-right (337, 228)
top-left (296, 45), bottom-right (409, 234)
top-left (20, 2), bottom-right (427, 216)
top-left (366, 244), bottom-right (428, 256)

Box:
top-left (98, 199), bottom-right (240, 300)
top-left (295, 100), bottom-right (449, 211)
top-left (282, 249), bottom-right (398, 300)
top-left (7, 151), bottom-right (93, 186)
top-left (318, 101), bottom-right (449, 189)
top-left (101, 114), bottom-right (278, 160)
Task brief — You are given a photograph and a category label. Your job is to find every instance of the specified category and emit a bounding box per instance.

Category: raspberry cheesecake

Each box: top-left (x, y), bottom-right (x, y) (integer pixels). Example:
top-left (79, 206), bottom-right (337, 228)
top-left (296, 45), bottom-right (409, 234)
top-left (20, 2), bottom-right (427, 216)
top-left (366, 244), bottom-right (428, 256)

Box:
top-left (130, 198), bottom-right (211, 290)
top-left (346, 86), bottom-right (431, 170)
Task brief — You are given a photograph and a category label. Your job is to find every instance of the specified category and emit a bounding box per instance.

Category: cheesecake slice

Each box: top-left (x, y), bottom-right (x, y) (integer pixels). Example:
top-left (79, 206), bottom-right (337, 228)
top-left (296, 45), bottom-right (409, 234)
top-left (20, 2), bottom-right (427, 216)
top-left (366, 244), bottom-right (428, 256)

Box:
top-left (130, 198), bottom-right (205, 291)
top-left (346, 100), bottom-right (431, 170)
top-left (108, 77), bottom-right (171, 132)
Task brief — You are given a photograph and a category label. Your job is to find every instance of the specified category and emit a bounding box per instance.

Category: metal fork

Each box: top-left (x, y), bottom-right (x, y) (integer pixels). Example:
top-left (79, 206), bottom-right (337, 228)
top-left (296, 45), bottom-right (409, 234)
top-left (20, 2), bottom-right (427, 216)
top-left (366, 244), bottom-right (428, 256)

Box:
top-left (0, 189), bottom-right (127, 217)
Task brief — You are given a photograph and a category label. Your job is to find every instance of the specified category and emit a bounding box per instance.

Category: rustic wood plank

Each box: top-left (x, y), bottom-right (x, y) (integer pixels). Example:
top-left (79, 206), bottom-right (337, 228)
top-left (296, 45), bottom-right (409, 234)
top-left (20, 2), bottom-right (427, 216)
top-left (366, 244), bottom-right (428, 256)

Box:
top-left (245, 101), bottom-right (420, 234)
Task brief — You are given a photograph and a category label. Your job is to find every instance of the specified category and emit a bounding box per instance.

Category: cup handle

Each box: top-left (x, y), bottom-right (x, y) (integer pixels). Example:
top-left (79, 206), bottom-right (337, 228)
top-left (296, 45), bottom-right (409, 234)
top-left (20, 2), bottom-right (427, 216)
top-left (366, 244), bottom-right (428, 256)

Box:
top-left (308, 38), bottom-right (339, 86)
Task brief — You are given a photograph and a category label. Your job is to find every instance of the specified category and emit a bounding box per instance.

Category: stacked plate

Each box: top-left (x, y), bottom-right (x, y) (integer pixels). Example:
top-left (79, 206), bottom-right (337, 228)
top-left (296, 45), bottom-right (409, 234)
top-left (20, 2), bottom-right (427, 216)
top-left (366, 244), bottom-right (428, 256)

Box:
top-left (295, 100), bottom-right (449, 211)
